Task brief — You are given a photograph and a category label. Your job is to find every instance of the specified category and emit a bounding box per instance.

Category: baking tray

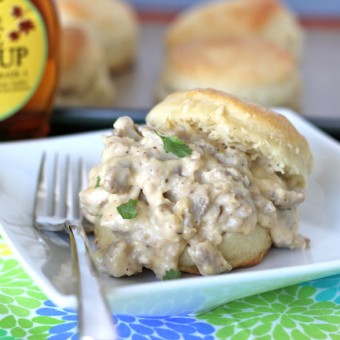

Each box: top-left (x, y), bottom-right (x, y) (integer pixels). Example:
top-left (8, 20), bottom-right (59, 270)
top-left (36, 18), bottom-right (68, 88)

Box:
top-left (51, 107), bottom-right (340, 141)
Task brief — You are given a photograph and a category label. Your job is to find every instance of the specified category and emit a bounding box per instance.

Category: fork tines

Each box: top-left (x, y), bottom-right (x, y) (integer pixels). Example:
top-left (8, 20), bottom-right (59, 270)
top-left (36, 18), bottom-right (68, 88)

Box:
top-left (33, 153), bottom-right (87, 231)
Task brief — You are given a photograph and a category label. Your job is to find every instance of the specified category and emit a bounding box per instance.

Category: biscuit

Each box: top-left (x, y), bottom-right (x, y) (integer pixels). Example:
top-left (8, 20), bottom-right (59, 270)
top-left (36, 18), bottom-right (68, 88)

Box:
top-left (156, 38), bottom-right (301, 110)
top-left (81, 89), bottom-right (312, 278)
top-left (56, 27), bottom-right (116, 107)
top-left (56, 0), bottom-right (138, 72)
top-left (147, 88), bottom-right (312, 188)
top-left (166, 0), bottom-right (303, 59)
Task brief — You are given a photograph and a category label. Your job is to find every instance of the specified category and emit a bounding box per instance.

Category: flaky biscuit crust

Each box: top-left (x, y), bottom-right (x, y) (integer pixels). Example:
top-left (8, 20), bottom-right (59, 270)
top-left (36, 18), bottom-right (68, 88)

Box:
top-left (147, 88), bottom-right (312, 188)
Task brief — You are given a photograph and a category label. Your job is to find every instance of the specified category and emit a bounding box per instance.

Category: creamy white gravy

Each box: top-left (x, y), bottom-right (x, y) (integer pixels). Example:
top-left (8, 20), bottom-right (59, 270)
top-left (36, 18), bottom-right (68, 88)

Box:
top-left (80, 117), bottom-right (307, 279)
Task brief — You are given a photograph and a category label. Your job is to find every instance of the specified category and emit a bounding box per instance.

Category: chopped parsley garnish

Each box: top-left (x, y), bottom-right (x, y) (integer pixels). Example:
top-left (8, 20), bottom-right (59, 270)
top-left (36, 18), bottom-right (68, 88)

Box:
top-left (155, 131), bottom-right (193, 158)
top-left (95, 176), bottom-right (100, 188)
top-left (117, 199), bottom-right (138, 219)
top-left (163, 269), bottom-right (181, 280)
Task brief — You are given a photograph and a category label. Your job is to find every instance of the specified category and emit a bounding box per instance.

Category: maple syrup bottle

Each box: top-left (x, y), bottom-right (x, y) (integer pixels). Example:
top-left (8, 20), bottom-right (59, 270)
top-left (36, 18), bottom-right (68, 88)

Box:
top-left (0, 0), bottom-right (60, 140)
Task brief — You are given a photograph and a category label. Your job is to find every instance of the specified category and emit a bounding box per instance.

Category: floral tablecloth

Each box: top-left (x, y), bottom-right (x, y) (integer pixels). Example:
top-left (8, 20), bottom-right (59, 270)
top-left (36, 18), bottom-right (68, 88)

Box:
top-left (1, 234), bottom-right (340, 340)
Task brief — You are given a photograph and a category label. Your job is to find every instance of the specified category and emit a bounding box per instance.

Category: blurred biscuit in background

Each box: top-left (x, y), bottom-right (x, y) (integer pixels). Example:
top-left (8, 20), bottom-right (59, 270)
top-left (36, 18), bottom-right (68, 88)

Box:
top-left (55, 0), bottom-right (138, 107)
top-left (166, 0), bottom-right (303, 60)
top-left (56, 27), bottom-right (116, 107)
top-left (57, 0), bottom-right (138, 72)
top-left (156, 38), bottom-right (301, 110)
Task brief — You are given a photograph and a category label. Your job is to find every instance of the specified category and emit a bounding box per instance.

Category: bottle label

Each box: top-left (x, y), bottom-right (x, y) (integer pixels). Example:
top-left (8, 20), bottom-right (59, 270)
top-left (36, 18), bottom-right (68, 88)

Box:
top-left (0, 0), bottom-right (48, 121)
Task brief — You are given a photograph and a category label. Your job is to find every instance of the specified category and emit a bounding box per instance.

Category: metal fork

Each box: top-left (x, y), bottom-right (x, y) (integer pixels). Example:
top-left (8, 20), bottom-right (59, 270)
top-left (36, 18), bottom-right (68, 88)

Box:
top-left (33, 153), bottom-right (117, 340)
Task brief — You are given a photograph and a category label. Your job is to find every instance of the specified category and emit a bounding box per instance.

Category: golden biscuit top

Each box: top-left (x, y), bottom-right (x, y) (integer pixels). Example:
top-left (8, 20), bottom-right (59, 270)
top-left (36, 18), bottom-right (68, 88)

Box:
top-left (147, 88), bottom-right (312, 188)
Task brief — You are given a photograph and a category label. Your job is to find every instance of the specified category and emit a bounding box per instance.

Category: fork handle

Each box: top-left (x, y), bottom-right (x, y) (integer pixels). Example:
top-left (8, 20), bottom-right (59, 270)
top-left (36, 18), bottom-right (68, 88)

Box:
top-left (66, 223), bottom-right (117, 340)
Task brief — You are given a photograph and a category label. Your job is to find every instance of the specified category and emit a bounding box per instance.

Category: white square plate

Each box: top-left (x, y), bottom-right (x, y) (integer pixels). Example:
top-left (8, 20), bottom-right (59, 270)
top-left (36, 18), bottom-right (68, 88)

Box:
top-left (1, 109), bottom-right (340, 316)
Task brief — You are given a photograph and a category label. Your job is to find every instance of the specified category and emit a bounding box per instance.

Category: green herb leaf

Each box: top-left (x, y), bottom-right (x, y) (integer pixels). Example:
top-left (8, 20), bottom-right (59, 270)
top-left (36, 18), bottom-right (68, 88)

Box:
top-left (95, 176), bottom-right (101, 188)
top-left (163, 269), bottom-right (181, 280)
top-left (156, 131), bottom-right (193, 158)
top-left (117, 199), bottom-right (138, 219)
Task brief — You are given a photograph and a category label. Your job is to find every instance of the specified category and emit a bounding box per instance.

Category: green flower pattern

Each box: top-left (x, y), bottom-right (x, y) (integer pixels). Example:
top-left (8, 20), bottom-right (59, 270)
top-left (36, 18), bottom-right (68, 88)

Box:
top-left (198, 285), bottom-right (340, 340)
top-left (0, 248), bottom-right (64, 339)
top-left (1, 233), bottom-right (340, 339)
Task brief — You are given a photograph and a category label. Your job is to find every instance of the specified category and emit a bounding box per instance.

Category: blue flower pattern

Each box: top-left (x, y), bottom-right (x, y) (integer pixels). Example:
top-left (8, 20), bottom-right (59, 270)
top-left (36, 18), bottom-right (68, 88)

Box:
top-left (34, 272), bottom-right (340, 340)
top-left (26, 273), bottom-right (340, 339)
top-left (301, 273), bottom-right (340, 304)
top-left (36, 301), bottom-right (78, 340)
top-left (116, 315), bottom-right (215, 339)
top-left (37, 301), bottom-right (215, 339)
